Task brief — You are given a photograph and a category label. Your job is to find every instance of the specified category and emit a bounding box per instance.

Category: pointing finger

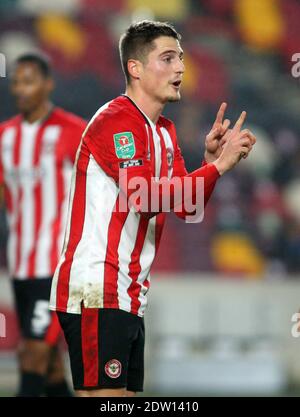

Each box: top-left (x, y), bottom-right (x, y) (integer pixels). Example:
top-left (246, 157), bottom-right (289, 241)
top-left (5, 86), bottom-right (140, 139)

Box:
top-left (233, 111), bottom-right (247, 133)
top-left (214, 102), bottom-right (227, 126)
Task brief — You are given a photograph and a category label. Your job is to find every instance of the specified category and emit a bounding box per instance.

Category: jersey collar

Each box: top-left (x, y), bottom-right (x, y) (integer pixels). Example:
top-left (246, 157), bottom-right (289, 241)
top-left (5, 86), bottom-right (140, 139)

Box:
top-left (121, 94), bottom-right (163, 128)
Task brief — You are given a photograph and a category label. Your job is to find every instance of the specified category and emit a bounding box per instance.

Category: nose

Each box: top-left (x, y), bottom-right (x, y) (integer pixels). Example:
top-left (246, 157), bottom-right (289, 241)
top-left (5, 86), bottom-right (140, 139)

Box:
top-left (176, 57), bottom-right (185, 74)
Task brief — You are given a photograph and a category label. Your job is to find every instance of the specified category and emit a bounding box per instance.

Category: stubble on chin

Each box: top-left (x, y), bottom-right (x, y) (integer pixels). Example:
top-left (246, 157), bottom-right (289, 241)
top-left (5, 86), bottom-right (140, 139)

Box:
top-left (167, 94), bottom-right (181, 103)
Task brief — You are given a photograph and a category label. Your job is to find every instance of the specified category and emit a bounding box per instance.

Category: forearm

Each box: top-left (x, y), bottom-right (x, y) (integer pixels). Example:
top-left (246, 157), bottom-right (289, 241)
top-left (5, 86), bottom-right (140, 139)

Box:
top-left (174, 161), bottom-right (219, 220)
top-left (120, 163), bottom-right (220, 218)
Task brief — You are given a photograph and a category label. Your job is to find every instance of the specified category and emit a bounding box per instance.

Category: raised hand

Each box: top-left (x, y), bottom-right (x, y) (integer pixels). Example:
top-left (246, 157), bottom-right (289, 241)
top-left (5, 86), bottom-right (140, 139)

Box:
top-left (213, 111), bottom-right (256, 175)
top-left (205, 102), bottom-right (231, 163)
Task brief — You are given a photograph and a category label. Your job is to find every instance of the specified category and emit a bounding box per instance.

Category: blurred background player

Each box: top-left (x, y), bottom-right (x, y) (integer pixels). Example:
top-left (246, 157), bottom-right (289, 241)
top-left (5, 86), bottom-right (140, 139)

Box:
top-left (0, 53), bottom-right (86, 396)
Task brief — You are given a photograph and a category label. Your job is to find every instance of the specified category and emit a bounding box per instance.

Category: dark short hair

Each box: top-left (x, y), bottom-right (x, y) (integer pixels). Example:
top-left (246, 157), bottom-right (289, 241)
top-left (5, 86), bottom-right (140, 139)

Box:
top-left (119, 20), bottom-right (181, 84)
top-left (14, 53), bottom-right (52, 78)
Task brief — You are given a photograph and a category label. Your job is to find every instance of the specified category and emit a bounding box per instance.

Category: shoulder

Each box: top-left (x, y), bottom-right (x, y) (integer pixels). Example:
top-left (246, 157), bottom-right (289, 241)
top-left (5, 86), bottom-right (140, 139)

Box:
top-left (86, 96), bottom-right (145, 138)
top-left (0, 115), bottom-right (20, 130)
top-left (159, 114), bottom-right (174, 127)
top-left (159, 114), bottom-right (176, 132)
top-left (0, 115), bottom-right (21, 138)
top-left (158, 114), bottom-right (178, 141)
top-left (50, 107), bottom-right (87, 131)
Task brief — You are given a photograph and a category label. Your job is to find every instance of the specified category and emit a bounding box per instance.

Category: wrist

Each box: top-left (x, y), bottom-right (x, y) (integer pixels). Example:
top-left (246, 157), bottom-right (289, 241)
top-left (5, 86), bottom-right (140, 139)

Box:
top-left (212, 158), bottom-right (227, 176)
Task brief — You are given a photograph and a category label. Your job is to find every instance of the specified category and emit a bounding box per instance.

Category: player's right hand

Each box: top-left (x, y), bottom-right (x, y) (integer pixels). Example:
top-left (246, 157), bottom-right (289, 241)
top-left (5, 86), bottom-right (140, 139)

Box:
top-left (212, 111), bottom-right (256, 175)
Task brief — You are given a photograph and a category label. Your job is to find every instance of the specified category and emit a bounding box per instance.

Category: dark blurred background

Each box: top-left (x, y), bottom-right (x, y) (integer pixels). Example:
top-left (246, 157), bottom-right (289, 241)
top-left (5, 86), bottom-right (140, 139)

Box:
top-left (1, 0), bottom-right (300, 277)
top-left (1, 0), bottom-right (300, 397)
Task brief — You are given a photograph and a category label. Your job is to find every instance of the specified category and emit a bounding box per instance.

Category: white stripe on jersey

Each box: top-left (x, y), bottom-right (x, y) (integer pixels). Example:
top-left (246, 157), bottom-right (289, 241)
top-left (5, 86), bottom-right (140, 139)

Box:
top-left (57, 158), bottom-right (74, 260)
top-left (140, 110), bottom-right (161, 178)
top-left (145, 124), bottom-right (151, 160)
top-left (160, 126), bottom-right (174, 179)
top-left (148, 121), bottom-right (161, 179)
top-left (35, 125), bottom-right (61, 276)
top-left (1, 127), bottom-right (17, 276)
top-left (137, 217), bottom-right (156, 316)
top-left (117, 208), bottom-right (141, 312)
top-left (17, 122), bottom-right (40, 278)
top-left (68, 156), bottom-right (118, 311)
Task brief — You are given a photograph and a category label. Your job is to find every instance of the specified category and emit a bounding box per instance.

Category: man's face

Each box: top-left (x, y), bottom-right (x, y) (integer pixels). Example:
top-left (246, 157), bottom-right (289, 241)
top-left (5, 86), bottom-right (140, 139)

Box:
top-left (139, 36), bottom-right (185, 104)
top-left (10, 62), bottom-right (53, 114)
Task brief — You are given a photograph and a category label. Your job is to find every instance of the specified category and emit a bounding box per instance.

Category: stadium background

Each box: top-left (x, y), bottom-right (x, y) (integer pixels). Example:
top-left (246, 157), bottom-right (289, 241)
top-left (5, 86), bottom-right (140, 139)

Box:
top-left (0, 0), bottom-right (300, 396)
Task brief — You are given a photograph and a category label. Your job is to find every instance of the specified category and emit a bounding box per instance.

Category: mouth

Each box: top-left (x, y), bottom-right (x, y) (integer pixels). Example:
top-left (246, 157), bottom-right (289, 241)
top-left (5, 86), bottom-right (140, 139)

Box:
top-left (171, 80), bottom-right (182, 89)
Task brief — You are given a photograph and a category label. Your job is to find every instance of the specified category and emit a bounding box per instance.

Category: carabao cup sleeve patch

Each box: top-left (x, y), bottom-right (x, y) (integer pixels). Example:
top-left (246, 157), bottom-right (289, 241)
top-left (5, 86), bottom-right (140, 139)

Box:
top-left (113, 132), bottom-right (136, 159)
top-left (119, 159), bottom-right (144, 168)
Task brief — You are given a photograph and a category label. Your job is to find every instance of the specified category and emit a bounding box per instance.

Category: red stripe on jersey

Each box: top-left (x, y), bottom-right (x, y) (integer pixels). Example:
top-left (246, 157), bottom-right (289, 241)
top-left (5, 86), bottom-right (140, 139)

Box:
top-left (103, 194), bottom-right (129, 309)
top-left (27, 125), bottom-right (46, 277)
top-left (49, 151), bottom-right (65, 272)
top-left (13, 123), bottom-right (22, 275)
top-left (55, 148), bottom-right (89, 311)
top-left (127, 217), bottom-right (149, 315)
top-left (81, 307), bottom-right (99, 387)
top-left (141, 273), bottom-right (150, 303)
top-left (45, 311), bottom-right (61, 346)
top-left (4, 186), bottom-right (12, 214)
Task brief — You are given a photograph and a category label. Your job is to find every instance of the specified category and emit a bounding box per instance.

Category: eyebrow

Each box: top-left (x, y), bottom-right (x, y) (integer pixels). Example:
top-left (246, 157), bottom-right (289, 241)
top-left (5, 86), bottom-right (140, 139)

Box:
top-left (159, 49), bottom-right (184, 58)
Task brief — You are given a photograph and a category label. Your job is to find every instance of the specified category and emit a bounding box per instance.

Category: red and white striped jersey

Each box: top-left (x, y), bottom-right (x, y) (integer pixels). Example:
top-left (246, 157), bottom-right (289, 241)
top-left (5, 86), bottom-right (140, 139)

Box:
top-left (0, 107), bottom-right (86, 279)
top-left (50, 95), bottom-right (220, 317)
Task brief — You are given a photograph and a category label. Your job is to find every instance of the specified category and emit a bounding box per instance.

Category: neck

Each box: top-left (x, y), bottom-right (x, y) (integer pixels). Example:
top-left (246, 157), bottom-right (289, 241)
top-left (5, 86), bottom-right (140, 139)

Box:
top-left (22, 101), bottom-right (52, 124)
top-left (125, 86), bottom-right (164, 125)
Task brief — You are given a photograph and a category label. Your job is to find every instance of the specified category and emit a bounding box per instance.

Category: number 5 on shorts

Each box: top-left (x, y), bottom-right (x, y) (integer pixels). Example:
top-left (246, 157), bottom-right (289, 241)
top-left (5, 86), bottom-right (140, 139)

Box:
top-left (31, 300), bottom-right (51, 336)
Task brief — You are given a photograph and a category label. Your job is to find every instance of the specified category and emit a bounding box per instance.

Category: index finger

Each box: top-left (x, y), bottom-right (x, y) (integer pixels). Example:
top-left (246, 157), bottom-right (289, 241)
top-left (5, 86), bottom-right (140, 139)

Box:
top-left (214, 102), bottom-right (227, 125)
top-left (232, 111), bottom-right (247, 133)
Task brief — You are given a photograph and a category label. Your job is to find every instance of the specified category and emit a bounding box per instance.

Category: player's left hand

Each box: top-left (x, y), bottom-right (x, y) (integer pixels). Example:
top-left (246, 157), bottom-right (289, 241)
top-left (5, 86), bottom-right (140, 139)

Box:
top-left (219, 127), bottom-right (256, 159)
top-left (204, 102), bottom-right (230, 163)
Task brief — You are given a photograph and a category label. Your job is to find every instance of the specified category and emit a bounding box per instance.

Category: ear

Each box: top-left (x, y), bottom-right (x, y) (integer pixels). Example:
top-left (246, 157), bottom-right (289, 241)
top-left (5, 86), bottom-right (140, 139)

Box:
top-left (127, 59), bottom-right (142, 80)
